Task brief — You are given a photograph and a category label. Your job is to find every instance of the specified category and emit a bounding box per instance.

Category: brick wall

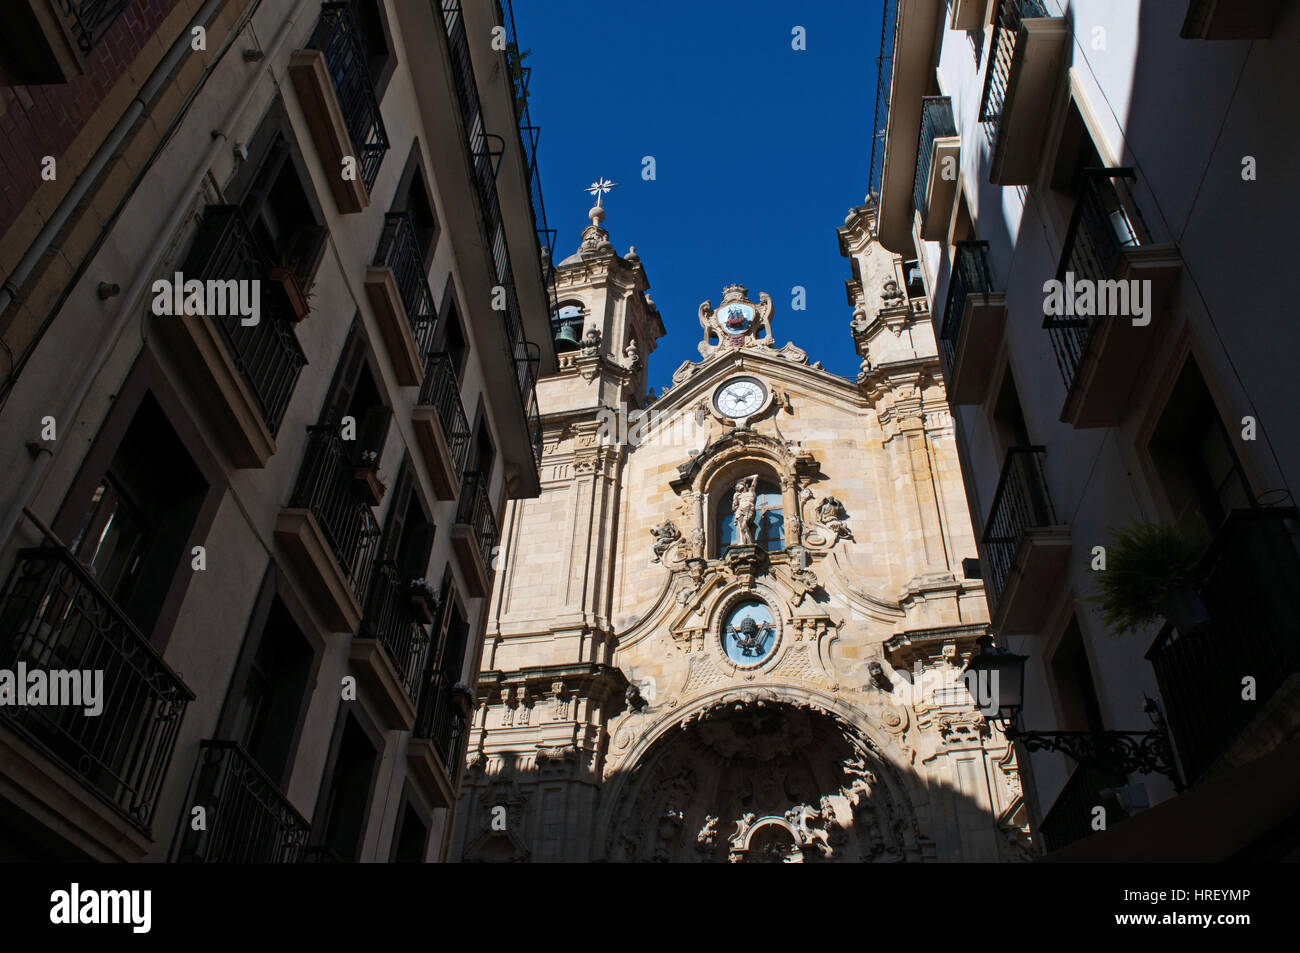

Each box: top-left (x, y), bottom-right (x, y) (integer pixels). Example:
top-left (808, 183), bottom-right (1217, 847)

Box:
top-left (0, 0), bottom-right (182, 239)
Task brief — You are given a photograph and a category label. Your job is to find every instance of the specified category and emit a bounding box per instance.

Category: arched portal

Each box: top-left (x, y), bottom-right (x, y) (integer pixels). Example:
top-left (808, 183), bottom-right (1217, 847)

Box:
top-left (601, 699), bottom-right (920, 863)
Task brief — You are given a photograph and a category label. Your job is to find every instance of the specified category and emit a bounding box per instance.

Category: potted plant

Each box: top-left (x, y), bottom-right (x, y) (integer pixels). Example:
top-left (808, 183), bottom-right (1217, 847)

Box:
top-left (1087, 519), bottom-right (1209, 635)
top-left (408, 577), bottom-right (437, 623)
top-left (451, 681), bottom-right (475, 721)
top-left (352, 450), bottom-right (386, 506)
top-left (267, 259), bottom-right (312, 322)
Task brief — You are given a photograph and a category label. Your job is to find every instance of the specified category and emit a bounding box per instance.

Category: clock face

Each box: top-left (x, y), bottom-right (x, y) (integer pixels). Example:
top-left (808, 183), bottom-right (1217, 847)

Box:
top-left (714, 377), bottom-right (766, 418)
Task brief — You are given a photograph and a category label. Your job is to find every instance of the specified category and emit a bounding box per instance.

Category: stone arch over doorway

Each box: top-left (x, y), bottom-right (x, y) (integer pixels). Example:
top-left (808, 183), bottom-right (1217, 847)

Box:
top-left (595, 688), bottom-right (926, 862)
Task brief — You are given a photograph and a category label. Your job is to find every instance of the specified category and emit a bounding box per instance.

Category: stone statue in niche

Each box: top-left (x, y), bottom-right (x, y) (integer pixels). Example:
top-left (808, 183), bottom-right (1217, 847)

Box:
top-left (731, 475), bottom-right (759, 545)
top-left (649, 520), bottom-right (681, 563)
top-left (817, 496), bottom-right (853, 541)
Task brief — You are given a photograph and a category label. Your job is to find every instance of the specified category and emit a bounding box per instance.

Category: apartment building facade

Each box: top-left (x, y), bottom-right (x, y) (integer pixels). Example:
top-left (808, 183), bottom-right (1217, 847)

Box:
top-left (873, 0), bottom-right (1300, 858)
top-left (0, 0), bottom-right (555, 862)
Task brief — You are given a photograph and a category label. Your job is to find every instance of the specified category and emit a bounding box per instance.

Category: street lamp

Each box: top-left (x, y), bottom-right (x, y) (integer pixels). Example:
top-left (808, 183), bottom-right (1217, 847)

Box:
top-left (963, 635), bottom-right (1182, 789)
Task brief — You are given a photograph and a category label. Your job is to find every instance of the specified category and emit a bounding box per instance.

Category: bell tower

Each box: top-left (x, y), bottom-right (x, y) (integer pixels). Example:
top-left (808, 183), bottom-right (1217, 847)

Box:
top-left (455, 195), bottom-right (664, 862)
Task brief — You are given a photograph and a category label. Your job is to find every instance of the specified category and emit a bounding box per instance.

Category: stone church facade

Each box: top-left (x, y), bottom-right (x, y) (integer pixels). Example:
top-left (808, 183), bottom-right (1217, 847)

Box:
top-left (453, 199), bottom-right (1029, 862)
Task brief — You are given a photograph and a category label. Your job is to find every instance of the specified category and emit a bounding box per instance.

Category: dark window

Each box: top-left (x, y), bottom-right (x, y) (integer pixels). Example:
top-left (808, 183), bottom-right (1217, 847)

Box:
top-left (1050, 102), bottom-right (1105, 197)
top-left (1149, 357), bottom-right (1254, 541)
top-left (228, 599), bottom-right (313, 785)
top-left (321, 324), bottom-right (392, 467)
top-left (901, 259), bottom-right (926, 299)
top-left (317, 714), bottom-right (378, 861)
top-left (391, 800), bottom-right (429, 862)
top-left (433, 575), bottom-right (470, 682)
top-left (467, 412), bottom-right (495, 484)
top-left (230, 100), bottom-right (327, 284)
top-left (391, 143), bottom-right (440, 265)
top-left (1050, 615), bottom-right (1105, 733)
top-left (351, 0), bottom-right (395, 91)
top-left (65, 394), bottom-right (206, 635)
top-left (439, 297), bottom-right (469, 382)
top-left (991, 366), bottom-right (1031, 453)
top-left (381, 457), bottom-right (436, 579)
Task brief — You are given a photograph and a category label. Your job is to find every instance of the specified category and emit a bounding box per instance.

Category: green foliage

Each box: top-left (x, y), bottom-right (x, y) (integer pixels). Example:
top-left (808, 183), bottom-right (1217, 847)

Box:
top-left (1087, 520), bottom-right (1203, 635)
top-left (506, 42), bottom-right (532, 106)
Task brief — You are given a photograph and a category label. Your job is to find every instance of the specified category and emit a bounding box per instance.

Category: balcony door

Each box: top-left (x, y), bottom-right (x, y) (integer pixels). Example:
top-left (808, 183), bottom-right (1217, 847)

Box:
top-left (322, 324), bottom-right (392, 468)
top-left (1149, 356), bottom-right (1254, 542)
top-left (315, 713), bottom-right (379, 862)
top-left (227, 595), bottom-right (315, 788)
top-left (61, 392), bottom-right (207, 638)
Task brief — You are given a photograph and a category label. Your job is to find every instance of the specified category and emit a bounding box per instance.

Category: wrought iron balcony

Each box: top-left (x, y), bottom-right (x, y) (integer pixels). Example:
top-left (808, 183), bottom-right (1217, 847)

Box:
top-left (172, 740), bottom-right (310, 862)
top-left (452, 470), bottom-right (499, 598)
top-left (457, 470), bottom-right (499, 569)
top-left (979, 0), bottom-right (1066, 184)
top-left (442, 0), bottom-right (544, 470)
top-left (1147, 508), bottom-right (1300, 785)
top-left (306, 2), bottom-right (389, 193)
top-left (414, 671), bottom-right (469, 782)
top-left (1046, 168), bottom-right (1143, 387)
top-left (179, 205), bottom-right (307, 437)
top-left (0, 547), bottom-right (193, 830)
top-left (940, 240), bottom-right (1006, 403)
top-left (1038, 760), bottom-right (1129, 853)
top-left (912, 96), bottom-right (959, 239)
top-left (361, 561), bottom-right (432, 705)
top-left (1044, 168), bottom-right (1181, 427)
top-left (288, 425), bottom-right (382, 608)
top-left (980, 0), bottom-right (1046, 127)
top-left (414, 352), bottom-right (471, 499)
top-left (495, 0), bottom-right (557, 273)
top-left (979, 446), bottom-right (1069, 634)
top-left (367, 213), bottom-right (438, 385)
top-left (56, 0), bottom-right (132, 54)
top-left (867, 0), bottom-right (898, 199)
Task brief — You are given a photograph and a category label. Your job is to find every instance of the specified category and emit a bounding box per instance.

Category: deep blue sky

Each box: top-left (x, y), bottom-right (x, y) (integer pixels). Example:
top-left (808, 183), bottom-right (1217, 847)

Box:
top-left (514, 0), bottom-right (885, 392)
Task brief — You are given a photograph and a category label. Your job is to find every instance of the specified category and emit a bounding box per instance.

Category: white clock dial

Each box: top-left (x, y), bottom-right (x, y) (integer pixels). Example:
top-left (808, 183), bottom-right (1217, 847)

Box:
top-left (714, 378), bottom-right (766, 418)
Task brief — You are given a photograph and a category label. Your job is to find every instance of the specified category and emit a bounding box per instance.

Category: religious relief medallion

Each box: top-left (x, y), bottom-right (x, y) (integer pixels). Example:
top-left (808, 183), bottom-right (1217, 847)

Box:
top-left (713, 376), bottom-right (767, 420)
top-left (721, 599), bottom-right (778, 667)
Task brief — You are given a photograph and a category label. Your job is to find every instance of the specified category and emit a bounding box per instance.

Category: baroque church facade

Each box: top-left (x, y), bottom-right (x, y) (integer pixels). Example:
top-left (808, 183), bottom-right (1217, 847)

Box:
top-left (453, 199), bottom-right (1029, 862)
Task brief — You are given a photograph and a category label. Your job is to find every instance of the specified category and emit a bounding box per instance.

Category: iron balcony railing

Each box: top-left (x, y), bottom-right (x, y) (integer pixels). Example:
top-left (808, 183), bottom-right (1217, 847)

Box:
top-left (1146, 508), bottom-right (1300, 785)
top-left (979, 446), bottom-right (1057, 615)
top-left (494, 0), bottom-right (557, 274)
top-left (172, 740), bottom-right (310, 862)
top-left (979, 0), bottom-right (1048, 127)
top-left (56, 0), bottom-right (132, 54)
top-left (179, 205), bottom-right (307, 436)
top-left (418, 352), bottom-right (472, 478)
top-left (940, 240), bottom-right (996, 373)
top-left (289, 425), bottom-right (382, 607)
top-left (0, 547), bottom-right (193, 830)
top-left (456, 470), bottom-right (499, 572)
top-left (307, 2), bottom-right (390, 193)
top-left (441, 0), bottom-right (544, 470)
top-left (913, 96), bottom-right (957, 221)
top-left (1045, 168), bottom-right (1150, 393)
top-left (414, 671), bottom-right (468, 782)
top-left (867, 0), bottom-right (899, 198)
top-left (374, 212), bottom-right (438, 367)
top-left (1038, 761), bottom-right (1129, 853)
top-left (362, 561), bottom-right (432, 703)
top-left (300, 845), bottom-right (345, 862)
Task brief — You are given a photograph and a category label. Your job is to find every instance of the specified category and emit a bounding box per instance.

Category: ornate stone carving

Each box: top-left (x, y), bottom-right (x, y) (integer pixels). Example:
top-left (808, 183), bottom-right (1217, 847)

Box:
top-left (817, 496), bottom-right (853, 540)
top-left (649, 519), bottom-right (681, 564)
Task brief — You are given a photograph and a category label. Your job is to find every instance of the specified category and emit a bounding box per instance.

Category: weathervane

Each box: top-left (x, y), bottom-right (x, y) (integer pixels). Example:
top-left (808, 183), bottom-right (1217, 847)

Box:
top-left (586, 177), bottom-right (617, 208)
